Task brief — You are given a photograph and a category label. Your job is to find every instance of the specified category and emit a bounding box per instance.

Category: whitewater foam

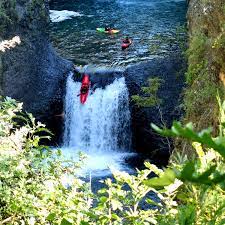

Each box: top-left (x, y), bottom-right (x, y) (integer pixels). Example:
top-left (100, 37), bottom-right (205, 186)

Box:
top-left (62, 74), bottom-right (133, 176)
top-left (50, 10), bottom-right (83, 22)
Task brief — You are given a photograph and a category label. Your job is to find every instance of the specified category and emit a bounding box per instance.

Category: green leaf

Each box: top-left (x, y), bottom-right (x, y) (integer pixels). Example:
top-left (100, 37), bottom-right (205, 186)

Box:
top-left (60, 218), bottom-right (72, 225)
top-left (211, 173), bottom-right (225, 184)
top-left (99, 196), bottom-right (108, 203)
top-left (179, 161), bottom-right (195, 181)
top-left (179, 163), bottom-right (218, 185)
top-left (13, 114), bottom-right (28, 122)
top-left (145, 198), bottom-right (160, 206)
top-left (46, 213), bottom-right (56, 221)
top-left (34, 127), bottom-right (54, 136)
top-left (85, 211), bottom-right (98, 219)
top-left (196, 165), bottom-right (216, 183)
top-left (178, 204), bottom-right (196, 225)
top-left (151, 122), bottom-right (225, 159)
top-left (177, 192), bottom-right (191, 202)
top-left (221, 122), bottom-right (225, 129)
top-left (111, 213), bottom-right (121, 221)
top-left (144, 169), bottom-right (176, 188)
top-left (218, 219), bottom-right (225, 225)
top-left (80, 221), bottom-right (90, 225)
top-left (98, 188), bottom-right (107, 194)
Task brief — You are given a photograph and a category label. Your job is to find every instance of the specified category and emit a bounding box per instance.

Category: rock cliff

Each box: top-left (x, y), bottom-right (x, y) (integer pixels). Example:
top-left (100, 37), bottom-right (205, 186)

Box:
top-left (186, 0), bottom-right (225, 125)
top-left (175, 0), bottom-right (225, 156)
top-left (0, 0), bottom-right (72, 121)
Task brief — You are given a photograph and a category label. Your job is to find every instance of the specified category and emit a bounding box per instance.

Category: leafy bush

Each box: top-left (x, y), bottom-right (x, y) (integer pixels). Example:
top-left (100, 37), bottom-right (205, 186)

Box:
top-left (0, 97), bottom-right (164, 224)
top-left (0, 97), bottom-right (93, 224)
top-left (2, 96), bottom-right (225, 224)
top-left (151, 97), bottom-right (225, 224)
top-left (131, 77), bottom-right (164, 107)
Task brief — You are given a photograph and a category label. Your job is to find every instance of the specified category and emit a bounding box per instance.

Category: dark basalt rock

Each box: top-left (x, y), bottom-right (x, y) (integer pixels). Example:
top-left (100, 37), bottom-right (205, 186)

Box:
top-left (125, 54), bottom-right (185, 165)
top-left (0, 0), bottom-right (73, 143)
top-left (72, 66), bottom-right (124, 89)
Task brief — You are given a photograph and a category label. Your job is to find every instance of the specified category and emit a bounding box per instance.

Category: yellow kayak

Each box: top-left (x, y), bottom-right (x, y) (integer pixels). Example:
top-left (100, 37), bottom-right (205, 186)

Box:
top-left (96, 28), bottom-right (120, 34)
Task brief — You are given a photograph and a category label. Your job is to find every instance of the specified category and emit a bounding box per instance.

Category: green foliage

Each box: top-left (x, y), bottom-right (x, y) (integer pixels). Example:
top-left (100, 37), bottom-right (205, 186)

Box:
top-left (150, 98), bottom-right (225, 224)
top-left (0, 97), bottom-right (171, 224)
top-left (183, 7), bottom-right (225, 134)
top-left (175, 24), bottom-right (188, 52)
top-left (27, 0), bottom-right (48, 21)
top-left (152, 121), bottom-right (225, 157)
top-left (0, 0), bottom-right (48, 33)
top-left (183, 30), bottom-right (225, 131)
top-left (185, 32), bottom-right (208, 85)
top-left (0, 97), bottom-right (93, 224)
top-left (3, 96), bottom-right (225, 224)
top-left (183, 72), bottom-right (221, 121)
top-left (132, 77), bottom-right (164, 107)
top-left (144, 168), bottom-right (176, 189)
top-left (0, 0), bottom-right (17, 32)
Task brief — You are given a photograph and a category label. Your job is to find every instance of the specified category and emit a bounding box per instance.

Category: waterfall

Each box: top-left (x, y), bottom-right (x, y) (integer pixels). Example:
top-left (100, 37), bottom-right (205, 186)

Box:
top-left (62, 74), bottom-right (133, 175)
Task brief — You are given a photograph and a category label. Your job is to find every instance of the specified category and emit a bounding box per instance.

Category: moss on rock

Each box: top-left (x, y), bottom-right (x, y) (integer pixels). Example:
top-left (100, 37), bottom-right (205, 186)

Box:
top-left (173, 0), bottom-right (225, 157)
top-left (0, 0), bottom-right (17, 33)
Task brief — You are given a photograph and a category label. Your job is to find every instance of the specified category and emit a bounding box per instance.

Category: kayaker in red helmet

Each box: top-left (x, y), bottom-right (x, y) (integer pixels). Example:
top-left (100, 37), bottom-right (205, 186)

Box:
top-left (122, 36), bottom-right (132, 50)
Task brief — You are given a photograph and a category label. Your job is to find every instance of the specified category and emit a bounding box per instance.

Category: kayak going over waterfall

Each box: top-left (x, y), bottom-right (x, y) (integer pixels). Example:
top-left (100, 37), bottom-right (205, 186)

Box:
top-left (80, 74), bottom-right (90, 104)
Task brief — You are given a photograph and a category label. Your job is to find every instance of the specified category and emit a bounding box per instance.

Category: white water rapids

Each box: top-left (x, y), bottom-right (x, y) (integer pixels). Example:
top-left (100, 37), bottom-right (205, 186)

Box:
top-left (62, 74), bottom-right (134, 176)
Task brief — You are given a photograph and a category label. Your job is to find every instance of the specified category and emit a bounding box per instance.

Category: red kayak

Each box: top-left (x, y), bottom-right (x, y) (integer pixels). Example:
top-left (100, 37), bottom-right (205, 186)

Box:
top-left (80, 74), bottom-right (90, 104)
top-left (122, 40), bottom-right (132, 50)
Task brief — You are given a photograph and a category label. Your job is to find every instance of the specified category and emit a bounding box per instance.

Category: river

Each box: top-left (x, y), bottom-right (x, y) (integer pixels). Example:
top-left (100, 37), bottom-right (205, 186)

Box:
top-left (49, 0), bottom-right (187, 66)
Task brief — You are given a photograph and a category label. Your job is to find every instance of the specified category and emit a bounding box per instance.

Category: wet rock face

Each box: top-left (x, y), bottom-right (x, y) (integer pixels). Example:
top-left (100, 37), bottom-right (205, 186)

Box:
top-left (125, 55), bottom-right (185, 164)
top-left (0, 0), bottom-right (73, 141)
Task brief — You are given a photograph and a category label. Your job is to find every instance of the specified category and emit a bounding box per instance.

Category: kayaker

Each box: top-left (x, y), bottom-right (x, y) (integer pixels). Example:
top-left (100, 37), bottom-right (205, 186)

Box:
top-left (123, 37), bottom-right (131, 44)
top-left (81, 85), bottom-right (89, 94)
top-left (122, 37), bottom-right (132, 50)
top-left (105, 26), bottom-right (115, 32)
top-left (77, 85), bottom-right (88, 97)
